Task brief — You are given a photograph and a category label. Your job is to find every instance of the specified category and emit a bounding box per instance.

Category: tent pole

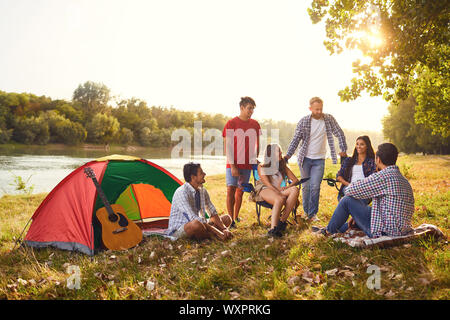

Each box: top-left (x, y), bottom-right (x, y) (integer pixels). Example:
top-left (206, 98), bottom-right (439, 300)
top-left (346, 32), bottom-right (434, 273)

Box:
top-left (13, 217), bottom-right (32, 252)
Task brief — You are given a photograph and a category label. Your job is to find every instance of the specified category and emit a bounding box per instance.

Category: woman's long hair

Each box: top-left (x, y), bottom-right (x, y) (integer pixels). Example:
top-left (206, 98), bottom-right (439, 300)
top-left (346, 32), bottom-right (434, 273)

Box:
top-left (261, 143), bottom-right (287, 177)
top-left (342, 135), bottom-right (375, 181)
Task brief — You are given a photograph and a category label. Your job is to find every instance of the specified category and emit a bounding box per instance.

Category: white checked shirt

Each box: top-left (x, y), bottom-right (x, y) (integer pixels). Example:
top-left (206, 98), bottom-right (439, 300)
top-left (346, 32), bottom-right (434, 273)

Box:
top-left (286, 113), bottom-right (347, 167)
top-left (167, 183), bottom-right (218, 236)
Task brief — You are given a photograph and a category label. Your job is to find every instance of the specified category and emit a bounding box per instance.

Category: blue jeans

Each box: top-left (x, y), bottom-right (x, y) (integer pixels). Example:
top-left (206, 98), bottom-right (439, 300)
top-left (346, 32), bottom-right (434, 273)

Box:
top-left (339, 185), bottom-right (371, 205)
top-left (300, 157), bottom-right (325, 218)
top-left (326, 196), bottom-right (373, 237)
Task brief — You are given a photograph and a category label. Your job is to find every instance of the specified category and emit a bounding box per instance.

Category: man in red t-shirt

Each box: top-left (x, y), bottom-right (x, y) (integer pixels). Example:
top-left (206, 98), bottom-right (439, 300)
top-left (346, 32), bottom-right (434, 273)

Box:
top-left (222, 97), bottom-right (261, 228)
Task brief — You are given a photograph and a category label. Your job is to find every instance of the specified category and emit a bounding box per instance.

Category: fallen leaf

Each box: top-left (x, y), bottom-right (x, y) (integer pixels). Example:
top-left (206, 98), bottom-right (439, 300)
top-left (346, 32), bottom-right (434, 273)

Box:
top-left (287, 276), bottom-right (300, 286)
top-left (301, 271), bottom-right (315, 283)
top-left (418, 278), bottom-right (430, 285)
top-left (314, 274), bottom-right (322, 284)
top-left (385, 290), bottom-right (396, 297)
top-left (221, 250), bottom-right (231, 257)
top-left (146, 281), bottom-right (155, 291)
top-left (292, 286), bottom-right (301, 294)
top-left (325, 268), bottom-right (338, 276)
top-left (229, 291), bottom-right (240, 300)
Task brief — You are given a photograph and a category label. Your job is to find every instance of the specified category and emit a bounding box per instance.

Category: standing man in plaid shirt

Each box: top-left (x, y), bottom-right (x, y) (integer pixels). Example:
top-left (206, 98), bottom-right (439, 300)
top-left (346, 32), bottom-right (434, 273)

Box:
top-left (167, 162), bottom-right (233, 241)
top-left (322, 143), bottom-right (415, 237)
top-left (284, 97), bottom-right (347, 221)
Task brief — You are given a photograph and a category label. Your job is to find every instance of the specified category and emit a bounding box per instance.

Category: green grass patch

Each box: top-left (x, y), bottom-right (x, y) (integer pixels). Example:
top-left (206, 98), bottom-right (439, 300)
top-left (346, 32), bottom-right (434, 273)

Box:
top-left (0, 155), bottom-right (448, 300)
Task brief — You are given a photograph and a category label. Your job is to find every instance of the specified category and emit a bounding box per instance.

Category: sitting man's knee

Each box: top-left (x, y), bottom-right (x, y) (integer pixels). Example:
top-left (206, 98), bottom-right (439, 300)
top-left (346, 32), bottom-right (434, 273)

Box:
top-left (340, 195), bottom-right (357, 206)
top-left (185, 219), bottom-right (206, 234)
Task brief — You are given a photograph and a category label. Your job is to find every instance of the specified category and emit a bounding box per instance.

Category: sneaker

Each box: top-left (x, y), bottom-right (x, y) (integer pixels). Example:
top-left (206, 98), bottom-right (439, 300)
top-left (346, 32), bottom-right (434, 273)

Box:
top-left (267, 227), bottom-right (283, 238)
top-left (277, 220), bottom-right (288, 232)
top-left (229, 221), bottom-right (237, 229)
top-left (235, 217), bottom-right (241, 223)
top-left (311, 226), bottom-right (329, 237)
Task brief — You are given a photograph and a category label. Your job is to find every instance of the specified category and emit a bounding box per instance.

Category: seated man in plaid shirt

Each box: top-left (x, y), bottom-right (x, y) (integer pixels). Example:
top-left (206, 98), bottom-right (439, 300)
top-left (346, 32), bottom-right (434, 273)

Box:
top-left (318, 143), bottom-right (415, 238)
top-left (167, 162), bottom-right (233, 241)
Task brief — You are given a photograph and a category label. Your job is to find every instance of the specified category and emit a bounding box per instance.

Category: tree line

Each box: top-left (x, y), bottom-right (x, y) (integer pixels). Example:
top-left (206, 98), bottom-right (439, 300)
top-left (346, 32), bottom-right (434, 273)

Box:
top-left (0, 81), bottom-right (446, 154)
top-left (0, 81), bottom-right (232, 148)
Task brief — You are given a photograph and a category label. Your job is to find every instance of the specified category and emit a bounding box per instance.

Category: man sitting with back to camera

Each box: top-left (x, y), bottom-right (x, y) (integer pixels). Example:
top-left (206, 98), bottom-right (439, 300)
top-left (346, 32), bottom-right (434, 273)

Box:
top-left (167, 162), bottom-right (233, 241)
top-left (315, 143), bottom-right (415, 238)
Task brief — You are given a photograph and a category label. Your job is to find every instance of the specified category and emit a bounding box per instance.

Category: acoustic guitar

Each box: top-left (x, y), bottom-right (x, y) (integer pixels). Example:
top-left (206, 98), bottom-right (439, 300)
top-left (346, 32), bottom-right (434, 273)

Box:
top-left (84, 167), bottom-right (142, 251)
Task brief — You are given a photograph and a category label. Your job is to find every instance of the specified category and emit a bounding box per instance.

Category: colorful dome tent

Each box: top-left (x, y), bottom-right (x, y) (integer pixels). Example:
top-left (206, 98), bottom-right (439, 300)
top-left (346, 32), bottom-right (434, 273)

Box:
top-left (23, 155), bottom-right (183, 255)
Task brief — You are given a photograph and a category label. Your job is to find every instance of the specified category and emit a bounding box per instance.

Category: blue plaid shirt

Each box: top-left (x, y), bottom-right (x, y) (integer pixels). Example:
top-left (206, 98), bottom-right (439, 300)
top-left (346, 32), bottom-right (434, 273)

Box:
top-left (286, 113), bottom-right (347, 167)
top-left (344, 165), bottom-right (415, 237)
top-left (167, 183), bottom-right (218, 236)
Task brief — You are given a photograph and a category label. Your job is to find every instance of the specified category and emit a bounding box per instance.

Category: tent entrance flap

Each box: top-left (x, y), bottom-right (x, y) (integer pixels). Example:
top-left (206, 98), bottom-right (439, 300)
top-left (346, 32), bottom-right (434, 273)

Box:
top-left (115, 183), bottom-right (172, 224)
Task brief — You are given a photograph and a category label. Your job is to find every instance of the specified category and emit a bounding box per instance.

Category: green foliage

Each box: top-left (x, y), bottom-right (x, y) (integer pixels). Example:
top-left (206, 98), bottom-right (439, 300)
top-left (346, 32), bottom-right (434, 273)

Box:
top-left (119, 127), bottom-right (134, 145)
top-left (0, 128), bottom-right (13, 144)
top-left (12, 115), bottom-right (50, 145)
top-left (73, 81), bottom-right (111, 122)
top-left (412, 63), bottom-right (450, 138)
top-left (86, 113), bottom-right (120, 144)
top-left (382, 96), bottom-right (450, 154)
top-left (0, 156), bottom-right (448, 300)
top-left (309, 0), bottom-right (450, 138)
top-left (9, 173), bottom-right (35, 195)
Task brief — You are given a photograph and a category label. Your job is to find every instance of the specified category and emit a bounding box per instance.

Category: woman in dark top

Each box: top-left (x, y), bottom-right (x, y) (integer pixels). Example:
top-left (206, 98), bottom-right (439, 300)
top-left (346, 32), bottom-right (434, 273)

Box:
top-left (336, 135), bottom-right (376, 200)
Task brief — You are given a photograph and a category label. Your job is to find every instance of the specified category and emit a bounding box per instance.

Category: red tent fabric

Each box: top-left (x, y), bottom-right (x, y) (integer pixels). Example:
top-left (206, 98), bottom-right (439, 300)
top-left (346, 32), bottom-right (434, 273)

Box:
top-left (24, 161), bottom-right (107, 255)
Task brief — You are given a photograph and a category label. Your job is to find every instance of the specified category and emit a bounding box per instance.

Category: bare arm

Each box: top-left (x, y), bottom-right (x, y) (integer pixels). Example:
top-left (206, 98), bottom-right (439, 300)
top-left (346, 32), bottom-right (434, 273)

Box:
top-left (284, 165), bottom-right (299, 188)
top-left (336, 175), bottom-right (350, 186)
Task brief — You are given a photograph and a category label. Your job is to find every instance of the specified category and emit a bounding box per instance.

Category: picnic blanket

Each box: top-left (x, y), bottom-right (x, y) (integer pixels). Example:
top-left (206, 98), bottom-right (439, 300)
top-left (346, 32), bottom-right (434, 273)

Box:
top-left (331, 224), bottom-right (446, 248)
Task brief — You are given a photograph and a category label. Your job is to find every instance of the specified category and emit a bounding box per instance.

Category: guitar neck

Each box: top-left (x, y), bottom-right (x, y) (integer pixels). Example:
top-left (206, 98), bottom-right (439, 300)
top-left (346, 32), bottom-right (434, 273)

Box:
top-left (90, 176), bottom-right (116, 217)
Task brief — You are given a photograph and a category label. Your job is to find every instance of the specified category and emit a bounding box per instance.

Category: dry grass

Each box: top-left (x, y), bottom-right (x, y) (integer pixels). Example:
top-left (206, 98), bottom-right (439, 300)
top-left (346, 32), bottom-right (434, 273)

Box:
top-left (0, 155), bottom-right (448, 300)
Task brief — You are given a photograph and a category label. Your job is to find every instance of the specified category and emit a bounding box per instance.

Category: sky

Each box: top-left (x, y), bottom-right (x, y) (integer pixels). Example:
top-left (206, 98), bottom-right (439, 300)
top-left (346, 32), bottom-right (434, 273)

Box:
top-left (0, 0), bottom-right (388, 132)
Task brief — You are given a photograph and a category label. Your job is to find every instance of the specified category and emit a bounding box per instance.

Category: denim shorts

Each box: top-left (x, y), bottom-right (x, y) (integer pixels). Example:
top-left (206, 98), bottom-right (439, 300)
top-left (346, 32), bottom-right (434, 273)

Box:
top-left (225, 168), bottom-right (251, 188)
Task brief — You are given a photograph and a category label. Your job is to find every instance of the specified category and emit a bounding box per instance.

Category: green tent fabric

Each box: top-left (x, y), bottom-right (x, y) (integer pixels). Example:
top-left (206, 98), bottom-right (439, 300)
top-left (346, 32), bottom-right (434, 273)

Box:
top-left (92, 159), bottom-right (182, 250)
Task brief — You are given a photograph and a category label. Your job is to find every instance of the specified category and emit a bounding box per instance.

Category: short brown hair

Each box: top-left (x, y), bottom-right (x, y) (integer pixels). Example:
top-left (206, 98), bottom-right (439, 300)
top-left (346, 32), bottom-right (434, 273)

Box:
top-left (309, 97), bottom-right (323, 106)
top-left (240, 96), bottom-right (256, 107)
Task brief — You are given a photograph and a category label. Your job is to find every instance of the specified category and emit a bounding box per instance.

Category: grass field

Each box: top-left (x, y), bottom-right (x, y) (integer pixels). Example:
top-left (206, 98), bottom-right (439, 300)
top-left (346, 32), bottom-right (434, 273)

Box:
top-left (0, 155), bottom-right (448, 300)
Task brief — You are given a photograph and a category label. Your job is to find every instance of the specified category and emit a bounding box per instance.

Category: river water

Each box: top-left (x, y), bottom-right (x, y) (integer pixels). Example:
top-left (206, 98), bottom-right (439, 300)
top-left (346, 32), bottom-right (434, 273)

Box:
top-left (0, 144), bottom-right (228, 195)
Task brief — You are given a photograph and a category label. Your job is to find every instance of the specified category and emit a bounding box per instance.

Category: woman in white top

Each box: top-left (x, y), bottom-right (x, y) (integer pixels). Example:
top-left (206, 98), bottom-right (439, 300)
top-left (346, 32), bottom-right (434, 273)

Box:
top-left (336, 135), bottom-right (376, 201)
top-left (256, 144), bottom-right (299, 237)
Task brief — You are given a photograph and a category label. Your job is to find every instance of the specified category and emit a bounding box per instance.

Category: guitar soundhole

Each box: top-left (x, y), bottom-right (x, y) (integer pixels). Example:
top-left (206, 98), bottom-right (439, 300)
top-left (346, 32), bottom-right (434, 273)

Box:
top-left (118, 213), bottom-right (129, 227)
top-left (108, 214), bottom-right (118, 223)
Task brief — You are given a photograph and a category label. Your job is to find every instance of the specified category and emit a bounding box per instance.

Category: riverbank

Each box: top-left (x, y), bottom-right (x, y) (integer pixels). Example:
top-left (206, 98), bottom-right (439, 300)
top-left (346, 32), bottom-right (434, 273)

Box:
top-left (0, 142), bottom-right (167, 157)
top-left (0, 155), bottom-right (448, 300)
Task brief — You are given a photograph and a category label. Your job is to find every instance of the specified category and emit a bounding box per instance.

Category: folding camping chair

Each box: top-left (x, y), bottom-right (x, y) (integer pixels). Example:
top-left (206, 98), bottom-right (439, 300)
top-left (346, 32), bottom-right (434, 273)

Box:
top-left (242, 164), bottom-right (309, 226)
top-left (323, 156), bottom-right (348, 200)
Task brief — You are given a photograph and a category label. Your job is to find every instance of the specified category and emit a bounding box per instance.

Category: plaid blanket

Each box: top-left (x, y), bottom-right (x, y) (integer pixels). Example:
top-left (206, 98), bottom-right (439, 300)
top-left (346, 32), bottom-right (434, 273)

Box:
top-left (331, 224), bottom-right (446, 248)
